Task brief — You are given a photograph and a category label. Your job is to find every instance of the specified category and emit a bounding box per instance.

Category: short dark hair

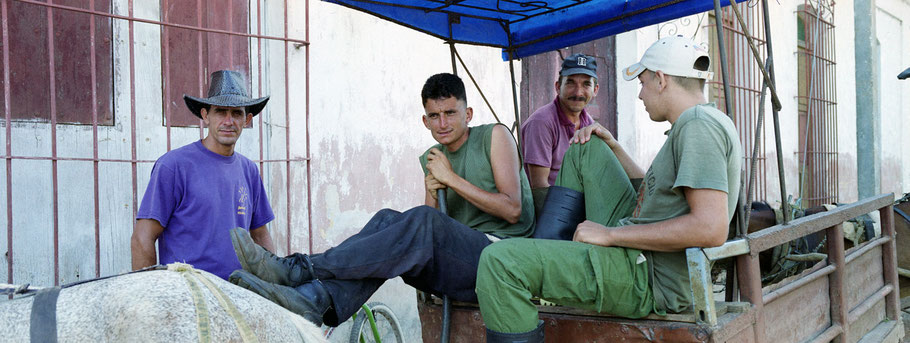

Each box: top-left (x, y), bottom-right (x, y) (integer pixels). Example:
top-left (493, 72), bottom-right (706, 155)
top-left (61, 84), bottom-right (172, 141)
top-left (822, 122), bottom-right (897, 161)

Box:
top-left (421, 73), bottom-right (467, 105)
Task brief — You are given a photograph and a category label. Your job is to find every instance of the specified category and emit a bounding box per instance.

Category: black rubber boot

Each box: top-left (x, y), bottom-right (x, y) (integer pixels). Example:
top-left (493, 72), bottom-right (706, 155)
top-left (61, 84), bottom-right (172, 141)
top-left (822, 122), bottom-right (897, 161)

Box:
top-left (485, 320), bottom-right (545, 343)
top-left (230, 227), bottom-right (315, 286)
top-left (229, 270), bottom-right (333, 326)
top-left (532, 186), bottom-right (586, 240)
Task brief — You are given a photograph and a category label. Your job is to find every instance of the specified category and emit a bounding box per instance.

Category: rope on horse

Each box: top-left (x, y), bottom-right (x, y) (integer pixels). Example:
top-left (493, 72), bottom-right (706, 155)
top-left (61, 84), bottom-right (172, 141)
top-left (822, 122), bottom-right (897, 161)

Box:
top-left (168, 263), bottom-right (258, 343)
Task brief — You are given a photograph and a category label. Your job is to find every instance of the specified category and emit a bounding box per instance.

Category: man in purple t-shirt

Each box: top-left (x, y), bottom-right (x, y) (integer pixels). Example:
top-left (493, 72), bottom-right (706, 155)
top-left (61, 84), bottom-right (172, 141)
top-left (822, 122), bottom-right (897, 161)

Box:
top-left (131, 70), bottom-right (276, 280)
top-left (521, 53), bottom-right (599, 188)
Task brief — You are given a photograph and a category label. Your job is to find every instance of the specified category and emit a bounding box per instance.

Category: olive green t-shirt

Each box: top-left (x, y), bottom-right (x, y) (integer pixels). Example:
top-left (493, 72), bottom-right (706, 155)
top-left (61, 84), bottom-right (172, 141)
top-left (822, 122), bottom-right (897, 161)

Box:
top-left (617, 103), bottom-right (742, 314)
top-left (419, 123), bottom-right (535, 238)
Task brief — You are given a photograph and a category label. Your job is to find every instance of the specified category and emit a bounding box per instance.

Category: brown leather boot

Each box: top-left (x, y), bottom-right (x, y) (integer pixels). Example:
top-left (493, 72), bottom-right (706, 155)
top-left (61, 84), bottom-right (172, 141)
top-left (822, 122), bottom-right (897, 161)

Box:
top-left (230, 227), bottom-right (315, 286)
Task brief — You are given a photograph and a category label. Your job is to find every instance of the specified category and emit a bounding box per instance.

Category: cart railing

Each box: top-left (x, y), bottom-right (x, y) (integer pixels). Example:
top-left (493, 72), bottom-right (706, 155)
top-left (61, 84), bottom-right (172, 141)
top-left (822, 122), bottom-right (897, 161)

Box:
top-left (686, 193), bottom-right (900, 342)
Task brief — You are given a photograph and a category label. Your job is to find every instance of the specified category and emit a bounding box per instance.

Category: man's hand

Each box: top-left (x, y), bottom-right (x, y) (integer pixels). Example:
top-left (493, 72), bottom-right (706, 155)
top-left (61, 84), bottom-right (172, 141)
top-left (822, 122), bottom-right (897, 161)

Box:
top-left (570, 122), bottom-right (617, 148)
top-left (425, 148), bottom-right (455, 184)
top-left (572, 220), bottom-right (613, 246)
top-left (425, 174), bottom-right (447, 199)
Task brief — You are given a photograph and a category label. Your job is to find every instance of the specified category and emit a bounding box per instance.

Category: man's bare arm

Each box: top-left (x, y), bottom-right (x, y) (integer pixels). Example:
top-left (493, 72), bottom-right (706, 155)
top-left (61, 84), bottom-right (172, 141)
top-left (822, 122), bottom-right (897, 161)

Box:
top-left (571, 123), bottom-right (645, 179)
top-left (573, 187), bottom-right (728, 251)
top-left (526, 165), bottom-right (551, 188)
top-left (425, 125), bottom-right (523, 223)
top-left (131, 219), bottom-right (164, 270)
top-left (249, 225), bottom-right (275, 254)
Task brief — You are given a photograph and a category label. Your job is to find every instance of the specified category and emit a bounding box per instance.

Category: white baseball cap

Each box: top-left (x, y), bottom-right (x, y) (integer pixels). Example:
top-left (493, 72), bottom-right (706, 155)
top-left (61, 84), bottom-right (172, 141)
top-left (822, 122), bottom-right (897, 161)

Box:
top-left (622, 35), bottom-right (714, 81)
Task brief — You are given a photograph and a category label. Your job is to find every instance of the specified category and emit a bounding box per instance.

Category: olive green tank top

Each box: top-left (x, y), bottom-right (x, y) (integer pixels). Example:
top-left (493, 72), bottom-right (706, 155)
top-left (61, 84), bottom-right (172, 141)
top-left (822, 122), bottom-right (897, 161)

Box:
top-left (419, 123), bottom-right (535, 238)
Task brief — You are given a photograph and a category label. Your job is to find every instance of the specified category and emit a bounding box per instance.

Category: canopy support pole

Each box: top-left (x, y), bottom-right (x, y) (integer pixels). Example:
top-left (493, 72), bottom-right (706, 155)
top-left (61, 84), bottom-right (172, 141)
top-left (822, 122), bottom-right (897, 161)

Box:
top-left (711, 0), bottom-right (734, 116)
top-left (760, 0), bottom-right (790, 223)
top-left (711, 0), bottom-right (745, 238)
top-left (508, 51), bottom-right (522, 143)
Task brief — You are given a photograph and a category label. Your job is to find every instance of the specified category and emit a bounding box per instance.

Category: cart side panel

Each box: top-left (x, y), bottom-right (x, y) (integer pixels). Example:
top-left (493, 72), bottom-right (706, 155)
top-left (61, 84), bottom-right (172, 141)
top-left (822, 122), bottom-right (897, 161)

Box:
top-left (762, 274), bottom-right (831, 341)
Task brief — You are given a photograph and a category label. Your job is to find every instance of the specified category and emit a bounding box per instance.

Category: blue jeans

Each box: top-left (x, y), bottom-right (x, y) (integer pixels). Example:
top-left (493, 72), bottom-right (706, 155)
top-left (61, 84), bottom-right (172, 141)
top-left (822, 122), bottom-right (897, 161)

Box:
top-left (308, 206), bottom-right (493, 326)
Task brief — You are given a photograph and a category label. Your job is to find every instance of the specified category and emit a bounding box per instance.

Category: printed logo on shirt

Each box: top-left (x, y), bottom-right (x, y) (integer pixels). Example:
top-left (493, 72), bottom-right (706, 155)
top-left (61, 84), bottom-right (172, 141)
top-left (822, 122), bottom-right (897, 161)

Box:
top-left (632, 168), bottom-right (656, 218)
top-left (237, 184), bottom-right (249, 215)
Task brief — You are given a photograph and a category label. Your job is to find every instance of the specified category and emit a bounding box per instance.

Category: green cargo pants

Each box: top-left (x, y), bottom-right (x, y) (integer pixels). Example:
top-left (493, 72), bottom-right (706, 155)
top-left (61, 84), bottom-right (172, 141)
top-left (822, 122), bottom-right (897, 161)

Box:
top-left (476, 137), bottom-right (655, 333)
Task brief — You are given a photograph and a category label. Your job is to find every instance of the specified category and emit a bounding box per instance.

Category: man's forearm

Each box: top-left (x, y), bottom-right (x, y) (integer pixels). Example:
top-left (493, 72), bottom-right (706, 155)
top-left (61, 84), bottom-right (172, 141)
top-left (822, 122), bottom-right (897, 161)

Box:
top-left (608, 143), bottom-right (645, 179)
top-left (130, 239), bottom-right (157, 270)
top-left (250, 226), bottom-right (276, 254)
top-left (446, 174), bottom-right (522, 224)
top-left (604, 214), bottom-right (726, 251)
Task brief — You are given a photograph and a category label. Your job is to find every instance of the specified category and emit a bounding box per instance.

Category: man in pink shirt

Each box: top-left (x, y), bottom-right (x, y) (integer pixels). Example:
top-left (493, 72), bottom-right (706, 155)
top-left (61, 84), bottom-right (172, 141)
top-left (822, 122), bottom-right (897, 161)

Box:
top-left (521, 53), bottom-right (598, 188)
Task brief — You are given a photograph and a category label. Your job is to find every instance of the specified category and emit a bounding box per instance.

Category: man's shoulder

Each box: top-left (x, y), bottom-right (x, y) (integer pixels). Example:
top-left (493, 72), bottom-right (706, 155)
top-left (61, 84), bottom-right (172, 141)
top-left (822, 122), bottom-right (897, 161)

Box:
top-left (155, 142), bottom-right (201, 166)
top-left (676, 104), bottom-right (735, 133)
top-left (525, 102), bottom-right (559, 123)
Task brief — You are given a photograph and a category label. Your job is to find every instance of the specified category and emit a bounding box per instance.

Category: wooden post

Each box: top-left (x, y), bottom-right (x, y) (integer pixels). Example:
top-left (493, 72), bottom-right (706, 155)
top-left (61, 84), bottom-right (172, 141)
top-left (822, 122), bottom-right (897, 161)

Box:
top-left (826, 225), bottom-right (848, 343)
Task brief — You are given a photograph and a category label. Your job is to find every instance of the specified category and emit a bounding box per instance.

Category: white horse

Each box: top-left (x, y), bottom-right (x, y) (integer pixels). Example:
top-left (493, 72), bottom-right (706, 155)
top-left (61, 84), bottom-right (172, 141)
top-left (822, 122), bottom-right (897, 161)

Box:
top-left (0, 264), bottom-right (325, 342)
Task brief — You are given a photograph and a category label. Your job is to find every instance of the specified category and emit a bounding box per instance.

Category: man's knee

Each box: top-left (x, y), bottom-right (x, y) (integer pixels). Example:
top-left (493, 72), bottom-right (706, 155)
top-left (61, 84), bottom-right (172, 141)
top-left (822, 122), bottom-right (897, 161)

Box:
top-left (479, 239), bottom-right (525, 275)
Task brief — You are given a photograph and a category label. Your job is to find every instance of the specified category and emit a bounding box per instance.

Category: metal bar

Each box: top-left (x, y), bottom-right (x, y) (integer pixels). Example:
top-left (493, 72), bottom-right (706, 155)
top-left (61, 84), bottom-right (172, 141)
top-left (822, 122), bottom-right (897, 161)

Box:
top-left (844, 235), bottom-right (887, 265)
top-left (826, 224), bottom-right (847, 343)
top-left (805, 325), bottom-right (843, 343)
top-left (162, 0), bottom-right (171, 151)
top-left (736, 254), bottom-right (767, 343)
top-left (761, 0), bottom-right (789, 223)
top-left (507, 51), bottom-right (521, 143)
top-left (284, 0), bottom-right (291, 254)
top-left (196, 0), bottom-right (204, 138)
top-left (257, 0), bottom-right (264, 185)
top-left (846, 284), bottom-right (892, 324)
top-left (128, 0), bottom-right (138, 258)
top-left (712, 0), bottom-right (734, 116)
top-left (727, 0), bottom-right (781, 111)
top-left (747, 194), bottom-right (891, 253)
top-left (880, 205), bottom-right (900, 320)
top-left (453, 47), bottom-right (502, 124)
top-left (46, 0), bottom-right (60, 286)
top-left (89, 0), bottom-right (101, 278)
top-left (10, 0), bottom-right (310, 45)
top-left (306, 0), bottom-right (314, 257)
top-left (762, 264), bottom-right (834, 304)
top-left (686, 248), bottom-right (717, 326)
top-left (2, 0), bottom-right (14, 288)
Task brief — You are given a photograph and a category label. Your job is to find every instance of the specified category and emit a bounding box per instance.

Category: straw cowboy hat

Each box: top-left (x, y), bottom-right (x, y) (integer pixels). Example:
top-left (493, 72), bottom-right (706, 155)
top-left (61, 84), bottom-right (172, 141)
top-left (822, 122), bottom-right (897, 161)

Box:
top-left (183, 70), bottom-right (270, 118)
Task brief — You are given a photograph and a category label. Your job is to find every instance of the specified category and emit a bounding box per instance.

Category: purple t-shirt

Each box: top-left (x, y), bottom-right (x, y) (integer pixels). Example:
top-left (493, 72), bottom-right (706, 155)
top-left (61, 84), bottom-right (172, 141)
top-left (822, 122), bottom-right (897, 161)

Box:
top-left (520, 98), bottom-right (594, 185)
top-left (137, 141), bottom-right (274, 279)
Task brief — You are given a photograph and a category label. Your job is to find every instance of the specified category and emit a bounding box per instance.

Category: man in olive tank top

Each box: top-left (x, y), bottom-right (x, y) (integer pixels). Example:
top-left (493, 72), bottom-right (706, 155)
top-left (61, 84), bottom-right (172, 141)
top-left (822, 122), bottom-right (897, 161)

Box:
top-left (224, 73), bottom-right (535, 327)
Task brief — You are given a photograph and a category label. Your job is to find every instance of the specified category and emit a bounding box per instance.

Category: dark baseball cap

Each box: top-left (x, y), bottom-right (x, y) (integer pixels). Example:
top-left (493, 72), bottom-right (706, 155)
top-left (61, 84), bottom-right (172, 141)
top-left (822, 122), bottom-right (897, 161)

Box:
top-left (560, 53), bottom-right (597, 78)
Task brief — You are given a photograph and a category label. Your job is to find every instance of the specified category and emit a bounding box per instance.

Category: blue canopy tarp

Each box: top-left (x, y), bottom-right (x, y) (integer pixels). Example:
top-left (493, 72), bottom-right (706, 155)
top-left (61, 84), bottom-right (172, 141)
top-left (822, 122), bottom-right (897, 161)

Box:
top-left (322, 0), bottom-right (746, 59)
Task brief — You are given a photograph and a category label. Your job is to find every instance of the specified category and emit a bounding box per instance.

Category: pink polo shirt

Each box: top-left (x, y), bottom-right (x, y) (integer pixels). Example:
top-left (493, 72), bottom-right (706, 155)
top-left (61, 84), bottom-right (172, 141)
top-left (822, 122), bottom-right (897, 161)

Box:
top-left (520, 98), bottom-right (594, 186)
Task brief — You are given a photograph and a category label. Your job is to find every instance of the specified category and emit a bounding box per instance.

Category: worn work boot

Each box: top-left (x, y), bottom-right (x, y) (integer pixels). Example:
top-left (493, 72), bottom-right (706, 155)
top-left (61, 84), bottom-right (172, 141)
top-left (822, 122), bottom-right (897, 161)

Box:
top-left (229, 269), bottom-right (333, 326)
top-left (532, 186), bottom-right (586, 240)
top-left (230, 227), bottom-right (315, 286)
top-left (485, 320), bottom-right (545, 343)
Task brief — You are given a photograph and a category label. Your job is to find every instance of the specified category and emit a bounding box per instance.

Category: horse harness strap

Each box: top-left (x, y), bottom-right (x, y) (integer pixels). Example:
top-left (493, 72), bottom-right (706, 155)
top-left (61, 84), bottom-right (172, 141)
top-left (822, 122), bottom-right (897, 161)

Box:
top-left (169, 263), bottom-right (259, 343)
top-left (29, 287), bottom-right (62, 343)
top-left (894, 207), bottom-right (910, 225)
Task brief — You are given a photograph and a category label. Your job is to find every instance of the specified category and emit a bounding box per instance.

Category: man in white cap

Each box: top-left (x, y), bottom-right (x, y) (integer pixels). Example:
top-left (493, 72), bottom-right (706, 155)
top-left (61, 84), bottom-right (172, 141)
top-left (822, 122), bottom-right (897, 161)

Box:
top-left (131, 70), bottom-right (276, 280)
top-left (474, 36), bottom-right (742, 342)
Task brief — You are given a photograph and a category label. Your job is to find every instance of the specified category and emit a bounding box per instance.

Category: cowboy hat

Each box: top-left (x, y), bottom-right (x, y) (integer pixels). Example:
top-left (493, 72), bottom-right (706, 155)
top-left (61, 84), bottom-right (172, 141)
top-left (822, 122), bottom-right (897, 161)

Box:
top-left (183, 70), bottom-right (269, 118)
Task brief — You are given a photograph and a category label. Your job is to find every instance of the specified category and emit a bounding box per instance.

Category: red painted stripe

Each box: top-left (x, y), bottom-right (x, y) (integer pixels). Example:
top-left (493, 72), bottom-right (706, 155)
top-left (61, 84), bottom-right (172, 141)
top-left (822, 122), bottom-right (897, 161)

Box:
top-left (2, 0), bottom-right (14, 290)
top-left (46, 1), bottom-right (60, 286)
top-left (90, 0), bottom-right (101, 278)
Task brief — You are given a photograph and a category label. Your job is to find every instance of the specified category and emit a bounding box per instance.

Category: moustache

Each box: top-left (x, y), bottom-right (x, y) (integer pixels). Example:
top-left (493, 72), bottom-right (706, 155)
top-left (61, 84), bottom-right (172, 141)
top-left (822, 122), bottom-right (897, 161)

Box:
top-left (568, 96), bottom-right (587, 102)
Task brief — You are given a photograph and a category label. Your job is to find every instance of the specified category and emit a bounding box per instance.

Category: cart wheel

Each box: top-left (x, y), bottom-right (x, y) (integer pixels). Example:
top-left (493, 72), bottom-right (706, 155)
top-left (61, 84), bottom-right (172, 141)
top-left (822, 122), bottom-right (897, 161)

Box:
top-left (348, 302), bottom-right (403, 343)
